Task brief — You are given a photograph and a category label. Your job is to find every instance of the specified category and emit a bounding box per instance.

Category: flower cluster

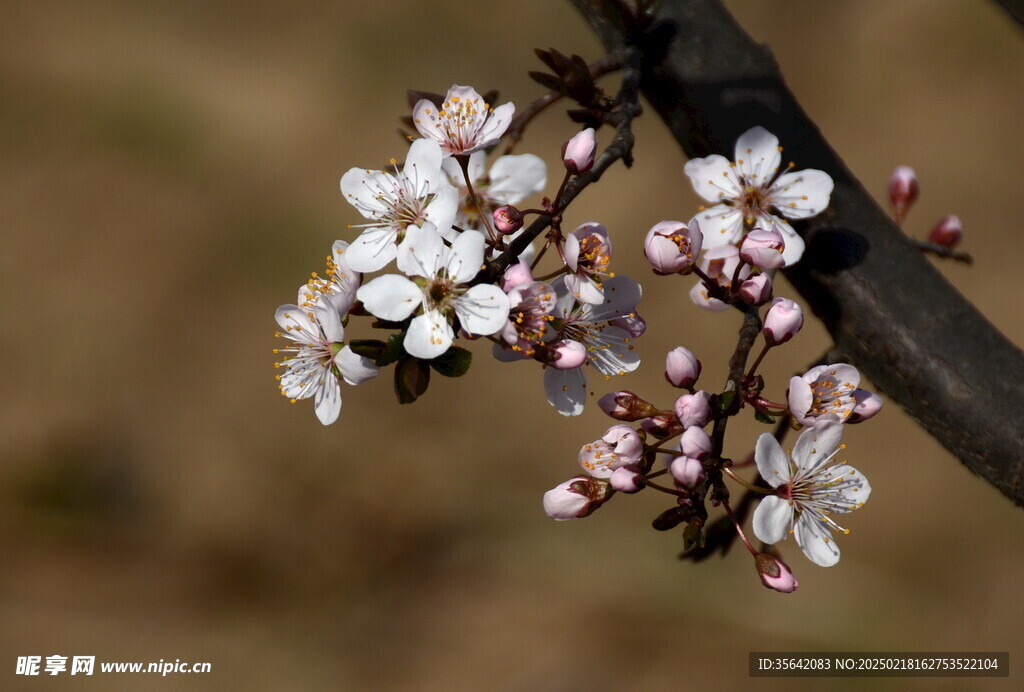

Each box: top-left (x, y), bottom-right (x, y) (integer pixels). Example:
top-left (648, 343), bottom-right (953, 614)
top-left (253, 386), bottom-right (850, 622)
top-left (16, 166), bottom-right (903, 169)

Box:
top-left (271, 71), bottom-right (887, 593)
top-left (275, 84), bottom-right (646, 422)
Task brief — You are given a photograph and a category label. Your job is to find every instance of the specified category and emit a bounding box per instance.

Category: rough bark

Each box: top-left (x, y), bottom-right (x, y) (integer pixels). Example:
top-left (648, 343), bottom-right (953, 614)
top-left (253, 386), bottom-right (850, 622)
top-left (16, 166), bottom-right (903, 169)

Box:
top-left (569, 0), bottom-right (1024, 505)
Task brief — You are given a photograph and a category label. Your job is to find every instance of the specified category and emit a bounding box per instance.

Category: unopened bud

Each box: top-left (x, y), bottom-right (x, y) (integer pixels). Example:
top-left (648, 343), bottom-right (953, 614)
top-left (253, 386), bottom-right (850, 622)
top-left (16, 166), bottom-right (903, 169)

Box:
top-left (665, 346), bottom-right (702, 389)
top-left (562, 128), bottom-right (596, 174)
top-left (755, 553), bottom-right (799, 593)
top-left (551, 340), bottom-right (587, 369)
top-left (609, 465), bottom-right (645, 493)
top-left (644, 219), bottom-right (704, 274)
top-left (502, 261), bottom-right (533, 292)
top-left (888, 166), bottom-right (919, 223)
top-left (610, 312), bottom-right (647, 338)
top-left (739, 272), bottom-right (773, 306)
top-left (669, 456), bottom-right (705, 489)
top-left (493, 205), bottom-right (524, 234)
top-left (928, 214), bottom-right (962, 248)
top-left (640, 414), bottom-right (683, 440)
top-left (598, 390), bottom-right (661, 421)
top-left (543, 475), bottom-right (610, 520)
top-left (763, 298), bottom-right (803, 346)
top-left (673, 390), bottom-right (711, 429)
top-left (679, 425), bottom-right (712, 459)
top-left (848, 389), bottom-right (883, 424)
top-left (739, 226), bottom-right (786, 270)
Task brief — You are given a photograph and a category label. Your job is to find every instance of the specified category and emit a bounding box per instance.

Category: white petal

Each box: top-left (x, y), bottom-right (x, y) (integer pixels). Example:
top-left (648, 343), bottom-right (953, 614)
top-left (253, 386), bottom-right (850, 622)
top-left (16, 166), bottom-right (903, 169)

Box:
top-left (794, 513), bottom-right (841, 567)
top-left (412, 99), bottom-right (444, 142)
top-left (565, 273), bottom-right (604, 305)
top-left (689, 280), bottom-right (729, 312)
top-left (684, 154), bottom-right (742, 203)
top-left (734, 126), bottom-right (781, 188)
top-left (314, 297), bottom-right (345, 343)
top-left (818, 463), bottom-right (872, 513)
top-left (334, 346), bottom-right (380, 385)
top-left (826, 363), bottom-right (861, 392)
top-left (472, 101), bottom-right (514, 152)
top-left (544, 366), bottom-right (587, 416)
top-left (792, 416), bottom-right (845, 473)
top-left (787, 376), bottom-right (815, 426)
top-left (397, 224), bottom-right (447, 277)
top-left (587, 325), bottom-right (641, 376)
top-left (454, 284), bottom-right (510, 336)
top-left (753, 495), bottom-right (793, 545)
top-left (563, 232), bottom-right (580, 272)
top-left (403, 138), bottom-right (444, 196)
top-left (356, 275), bottom-right (422, 321)
top-left (424, 183), bottom-right (459, 241)
top-left (328, 240), bottom-right (361, 314)
top-left (754, 433), bottom-right (791, 488)
top-left (550, 276), bottom-right (575, 319)
top-left (770, 168), bottom-right (833, 220)
top-left (275, 304), bottom-right (318, 344)
top-left (446, 229), bottom-right (486, 283)
top-left (313, 376), bottom-right (342, 425)
top-left (585, 275), bottom-right (642, 322)
top-left (404, 310), bottom-right (453, 359)
top-left (488, 154), bottom-right (547, 204)
top-left (346, 228), bottom-right (399, 273)
top-left (690, 206), bottom-right (744, 248)
top-left (340, 168), bottom-right (391, 219)
top-left (492, 341), bottom-right (529, 362)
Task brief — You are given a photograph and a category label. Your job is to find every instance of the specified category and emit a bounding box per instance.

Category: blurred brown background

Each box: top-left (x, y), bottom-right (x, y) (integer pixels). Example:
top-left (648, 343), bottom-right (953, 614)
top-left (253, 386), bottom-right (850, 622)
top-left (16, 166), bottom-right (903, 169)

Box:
top-left (1, 0), bottom-right (1022, 689)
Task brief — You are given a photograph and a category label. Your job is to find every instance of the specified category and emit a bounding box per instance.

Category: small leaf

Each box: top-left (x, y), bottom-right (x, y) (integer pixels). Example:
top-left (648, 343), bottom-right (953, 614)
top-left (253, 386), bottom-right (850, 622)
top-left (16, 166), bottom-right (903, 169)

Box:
top-left (429, 346), bottom-right (472, 378)
top-left (376, 333), bottom-right (406, 367)
top-left (394, 356), bottom-right (430, 404)
top-left (754, 411), bottom-right (776, 425)
top-left (347, 339), bottom-right (386, 360)
top-left (528, 71), bottom-right (564, 93)
top-left (682, 521), bottom-right (702, 550)
top-left (715, 391), bottom-right (736, 413)
top-left (651, 507), bottom-right (683, 531)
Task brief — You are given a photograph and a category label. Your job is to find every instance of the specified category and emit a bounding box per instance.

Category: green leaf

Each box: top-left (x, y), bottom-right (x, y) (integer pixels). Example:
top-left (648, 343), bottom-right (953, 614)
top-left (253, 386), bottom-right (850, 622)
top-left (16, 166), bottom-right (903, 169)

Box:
top-left (754, 411), bottom-right (776, 425)
top-left (429, 346), bottom-right (472, 377)
top-left (375, 333), bottom-right (406, 367)
top-left (682, 522), bottom-right (702, 550)
top-left (394, 356), bottom-right (430, 404)
top-left (714, 391), bottom-right (736, 413)
top-left (347, 339), bottom-right (387, 360)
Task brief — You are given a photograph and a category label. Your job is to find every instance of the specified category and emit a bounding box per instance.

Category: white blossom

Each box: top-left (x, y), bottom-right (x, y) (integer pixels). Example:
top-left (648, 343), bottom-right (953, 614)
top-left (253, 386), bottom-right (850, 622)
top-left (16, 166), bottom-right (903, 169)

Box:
top-left (412, 85), bottom-right (515, 157)
top-left (684, 126), bottom-right (833, 266)
top-left (752, 416), bottom-right (871, 567)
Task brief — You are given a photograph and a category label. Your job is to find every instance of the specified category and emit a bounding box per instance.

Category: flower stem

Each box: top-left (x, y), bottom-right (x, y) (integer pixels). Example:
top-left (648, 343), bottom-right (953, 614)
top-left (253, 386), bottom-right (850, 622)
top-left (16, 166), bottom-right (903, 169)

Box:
top-left (457, 155), bottom-right (497, 242)
top-left (722, 497), bottom-right (758, 557)
top-left (745, 342), bottom-right (771, 379)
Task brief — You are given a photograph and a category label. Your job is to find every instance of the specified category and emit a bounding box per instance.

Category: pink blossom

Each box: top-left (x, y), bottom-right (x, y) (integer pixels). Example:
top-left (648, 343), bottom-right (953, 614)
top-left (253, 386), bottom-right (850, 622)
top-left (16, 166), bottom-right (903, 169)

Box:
top-left (644, 220), bottom-right (703, 274)
top-left (543, 475), bottom-right (609, 520)
top-left (610, 465), bottom-right (644, 493)
top-left (562, 128), bottom-right (597, 174)
top-left (755, 553), bottom-right (799, 593)
top-left (578, 425), bottom-right (645, 478)
top-left (665, 346), bottom-right (702, 389)
top-left (739, 273), bottom-right (772, 306)
top-left (763, 297), bottom-right (803, 346)
top-left (928, 215), bottom-right (963, 248)
top-left (888, 166), bottom-right (919, 223)
top-left (739, 226), bottom-right (786, 270)
top-left (674, 391), bottom-right (711, 429)
top-left (670, 456), bottom-right (704, 489)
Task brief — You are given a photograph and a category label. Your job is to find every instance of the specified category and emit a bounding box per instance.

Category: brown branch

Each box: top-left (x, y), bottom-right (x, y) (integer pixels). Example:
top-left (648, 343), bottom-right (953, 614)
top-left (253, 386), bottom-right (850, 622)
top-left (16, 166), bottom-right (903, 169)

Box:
top-left (570, 0), bottom-right (1024, 506)
top-left (472, 44), bottom-right (643, 285)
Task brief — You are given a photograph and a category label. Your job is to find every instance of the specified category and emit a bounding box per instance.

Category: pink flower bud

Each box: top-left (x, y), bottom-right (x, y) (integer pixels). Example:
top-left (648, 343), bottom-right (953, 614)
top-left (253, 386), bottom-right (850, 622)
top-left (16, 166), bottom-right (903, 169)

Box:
top-left (763, 298), bottom-right (803, 346)
top-left (888, 166), bottom-right (919, 223)
top-left (492, 205), bottom-right (524, 234)
top-left (598, 390), bottom-right (661, 421)
top-left (673, 390), bottom-right (711, 429)
top-left (610, 312), bottom-right (647, 338)
top-left (755, 553), bottom-right (799, 593)
top-left (848, 389), bottom-right (883, 424)
top-left (739, 273), bottom-right (773, 306)
top-left (679, 425), bottom-right (712, 459)
top-left (543, 475), bottom-right (610, 520)
top-left (928, 215), bottom-right (963, 248)
top-left (644, 220), bottom-right (704, 274)
top-left (502, 261), bottom-right (533, 292)
top-left (551, 340), bottom-right (587, 369)
top-left (739, 227), bottom-right (786, 270)
top-left (640, 414), bottom-right (683, 440)
top-left (610, 465), bottom-right (645, 493)
top-left (562, 128), bottom-right (596, 174)
top-left (669, 456), bottom-right (704, 489)
top-left (578, 425), bottom-right (645, 478)
top-left (665, 346), bottom-right (702, 389)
